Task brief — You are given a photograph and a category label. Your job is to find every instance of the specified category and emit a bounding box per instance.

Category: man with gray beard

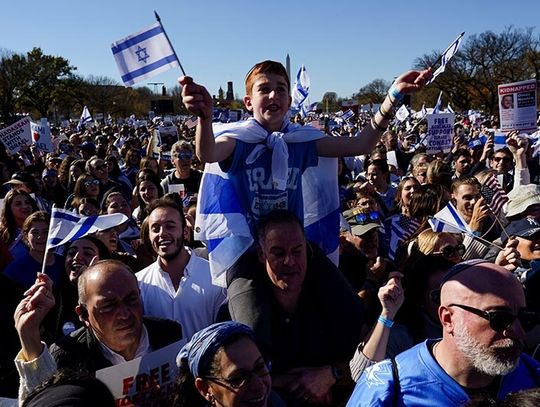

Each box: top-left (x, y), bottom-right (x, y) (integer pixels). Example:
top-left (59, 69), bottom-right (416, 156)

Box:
top-left (347, 260), bottom-right (540, 406)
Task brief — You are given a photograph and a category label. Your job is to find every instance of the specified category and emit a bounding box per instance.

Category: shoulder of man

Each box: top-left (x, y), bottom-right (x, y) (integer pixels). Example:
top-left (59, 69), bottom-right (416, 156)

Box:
top-left (49, 326), bottom-right (109, 371)
top-left (143, 316), bottom-right (183, 348)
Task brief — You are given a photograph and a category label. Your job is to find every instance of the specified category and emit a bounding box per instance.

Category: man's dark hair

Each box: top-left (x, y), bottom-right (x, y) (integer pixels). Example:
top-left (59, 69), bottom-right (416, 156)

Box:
top-left (147, 193), bottom-right (186, 226)
top-left (453, 148), bottom-right (472, 161)
top-left (257, 210), bottom-right (304, 244)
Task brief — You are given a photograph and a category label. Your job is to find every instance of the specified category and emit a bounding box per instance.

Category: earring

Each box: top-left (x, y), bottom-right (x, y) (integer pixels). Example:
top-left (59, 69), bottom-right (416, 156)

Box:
top-left (207, 394), bottom-right (216, 406)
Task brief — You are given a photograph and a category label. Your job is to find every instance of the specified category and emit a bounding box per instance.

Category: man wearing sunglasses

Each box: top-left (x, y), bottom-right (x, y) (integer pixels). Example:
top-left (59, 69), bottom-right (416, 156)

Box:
top-left (348, 261), bottom-right (540, 406)
top-left (161, 141), bottom-right (202, 198)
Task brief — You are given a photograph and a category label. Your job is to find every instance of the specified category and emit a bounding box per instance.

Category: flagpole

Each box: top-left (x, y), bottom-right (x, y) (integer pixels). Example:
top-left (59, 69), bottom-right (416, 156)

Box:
top-left (154, 11), bottom-right (186, 76)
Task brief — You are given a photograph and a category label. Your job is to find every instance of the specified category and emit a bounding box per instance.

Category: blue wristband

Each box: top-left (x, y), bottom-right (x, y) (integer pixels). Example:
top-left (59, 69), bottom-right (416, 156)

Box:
top-left (388, 85), bottom-right (404, 103)
top-left (377, 315), bottom-right (394, 328)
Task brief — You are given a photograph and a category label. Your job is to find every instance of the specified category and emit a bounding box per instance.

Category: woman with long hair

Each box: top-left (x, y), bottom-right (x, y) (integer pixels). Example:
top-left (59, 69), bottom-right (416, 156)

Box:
top-left (4, 211), bottom-right (64, 288)
top-left (0, 189), bottom-right (38, 249)
top-left (64, 173), bottom-right (100, 210)
top-left (132, 172), bottom-right (164, 226)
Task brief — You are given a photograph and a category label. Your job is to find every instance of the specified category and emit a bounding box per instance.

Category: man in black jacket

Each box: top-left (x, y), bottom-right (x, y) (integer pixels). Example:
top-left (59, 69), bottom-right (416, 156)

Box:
top-left (16, 260), bottom-right (182, 375)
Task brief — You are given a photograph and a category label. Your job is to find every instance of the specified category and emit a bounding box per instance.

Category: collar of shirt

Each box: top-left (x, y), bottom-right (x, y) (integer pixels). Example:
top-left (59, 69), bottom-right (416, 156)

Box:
top-left (98, 324), bottom-right (150, 365)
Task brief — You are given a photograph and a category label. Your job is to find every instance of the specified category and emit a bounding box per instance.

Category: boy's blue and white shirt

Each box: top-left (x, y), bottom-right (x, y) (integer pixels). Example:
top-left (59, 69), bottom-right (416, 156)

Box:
top-left (196, 118), bottom-right (340, 286)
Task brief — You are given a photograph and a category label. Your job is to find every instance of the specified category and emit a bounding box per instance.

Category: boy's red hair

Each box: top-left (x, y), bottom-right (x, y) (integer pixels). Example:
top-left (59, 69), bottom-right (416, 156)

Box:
top-left (244, 60), bottom-right (290, 96)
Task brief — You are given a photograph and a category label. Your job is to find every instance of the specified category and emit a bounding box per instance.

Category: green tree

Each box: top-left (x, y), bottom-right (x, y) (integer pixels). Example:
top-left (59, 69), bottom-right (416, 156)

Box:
top-left (17, 48), bottom-right (75, 117)
top-left (321, 91), bottom-right (340, 112)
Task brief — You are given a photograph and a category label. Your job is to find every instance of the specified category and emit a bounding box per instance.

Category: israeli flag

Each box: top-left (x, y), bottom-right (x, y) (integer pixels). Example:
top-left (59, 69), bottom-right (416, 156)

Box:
top-left (428, 202), bottom-right (472, 234)
top-left (447, 103), bottom-right (455, 113)
top-left (342, 109), bottom-right (355, 122)
top-left (111, 22), bottom-right (179, 87)
top-left (46, 208), bottom-right (128, 250)
top-left (195, 119), bottom-right (339, 287)
top-left (291, 65), bottom-right (310, 117)
top-left (433, 91), bottom-right (443, 114)
top-left (395, 105), bottom-right (410, 122)
top-left (78, 106), bottom-right (92, 130)
top-left (427, 32), bottom-right (465, 85)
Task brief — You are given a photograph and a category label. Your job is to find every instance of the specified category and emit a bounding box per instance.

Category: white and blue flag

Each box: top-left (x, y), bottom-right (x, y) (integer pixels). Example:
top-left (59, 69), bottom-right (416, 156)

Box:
top-left (427, 32), bottom-right (465, 85)
top-left (447, 103), bottom-right (455, 113)
top-left (428, 202), bottom-right (472, 234)
top-left (342, 109), bottom-right (355, 123)
top-left (111, 22), bottom-right (180, 87)
top-left (195, 118), bottom-right (339, 287)
top-left (78, 106), bottom-right (92, 130)
top-left (46, 208), bottom-right (128, 250)
top-left (433, 92), bottom-right (443, 114)
top-left (291, 65), bottom-right (310, 117)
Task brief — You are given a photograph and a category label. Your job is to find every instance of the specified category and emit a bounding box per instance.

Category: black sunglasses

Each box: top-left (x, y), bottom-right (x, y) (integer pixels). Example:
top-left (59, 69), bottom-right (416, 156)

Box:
top-left (174, 152), bottom-right (193, 160)
top-left (433, 244), bottom-right (465, 259)
top-left (448, 303), bottom-right (539, 332)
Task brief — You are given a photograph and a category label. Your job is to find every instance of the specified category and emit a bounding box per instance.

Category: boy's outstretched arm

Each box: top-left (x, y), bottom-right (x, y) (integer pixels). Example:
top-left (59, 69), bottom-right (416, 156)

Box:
top-left (316, 68), bottom-right (432, 157)
top-left (179, 76), bottom-right (236, 163)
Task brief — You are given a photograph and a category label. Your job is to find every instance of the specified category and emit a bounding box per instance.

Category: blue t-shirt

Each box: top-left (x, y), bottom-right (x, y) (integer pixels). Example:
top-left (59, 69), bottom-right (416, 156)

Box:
top-left (226, 139), bottom-right (318, 229)
top-left (347, 339), bottom-right (540, 407)
top-left (4, 248), bottom-right (64, 289)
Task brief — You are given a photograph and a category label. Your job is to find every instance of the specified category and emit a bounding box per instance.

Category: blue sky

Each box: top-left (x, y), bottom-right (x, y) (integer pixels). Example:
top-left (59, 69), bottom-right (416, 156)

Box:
top-left (2, 0), bottom-right (539, 102)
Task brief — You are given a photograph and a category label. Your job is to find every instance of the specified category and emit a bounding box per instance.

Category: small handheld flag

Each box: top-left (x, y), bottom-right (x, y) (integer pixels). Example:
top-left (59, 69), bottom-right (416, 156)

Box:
top-left (111, 12), bottom-right (184, 87)
top-left (427, 32), bottom-right (465, 85)
top-left (291, 65), bottom-right (310, 117)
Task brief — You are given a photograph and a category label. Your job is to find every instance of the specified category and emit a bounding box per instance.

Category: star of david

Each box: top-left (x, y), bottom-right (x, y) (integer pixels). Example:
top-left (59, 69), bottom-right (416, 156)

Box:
top-left (135, 46), bottom-right (150, 63)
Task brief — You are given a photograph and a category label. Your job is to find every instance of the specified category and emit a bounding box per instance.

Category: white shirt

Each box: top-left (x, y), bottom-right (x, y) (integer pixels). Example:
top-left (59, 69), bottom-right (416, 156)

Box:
top-left (137, 249), bottom-right (227, 340)
top-left (98, 325), bottom-right (150, 365)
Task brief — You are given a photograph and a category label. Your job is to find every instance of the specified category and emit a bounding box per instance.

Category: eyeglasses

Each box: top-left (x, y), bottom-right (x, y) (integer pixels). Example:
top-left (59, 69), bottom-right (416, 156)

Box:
top-left (204, 362), bottom-right (270, 390)
top-left (433, 244), bottom-right (465, 259)
top-left (448, 303), bottom-right (539, 332)
top-left (174, 152), bottom-right (193, 160)
top-left (493, 156), bottom-right (511, 163)
top-left (353, 211), bottom-right (380, 225)
top-left (84, 179), bottom-right (100, 187)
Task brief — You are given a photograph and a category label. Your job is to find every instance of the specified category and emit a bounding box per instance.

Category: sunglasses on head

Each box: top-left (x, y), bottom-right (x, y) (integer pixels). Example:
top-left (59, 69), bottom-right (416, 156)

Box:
top-left (354, 211), bottom-right (380, 225)
top-left (433, 244), bottom-right (465, 259)
top-left (448, 303), bottom-right (539, 332)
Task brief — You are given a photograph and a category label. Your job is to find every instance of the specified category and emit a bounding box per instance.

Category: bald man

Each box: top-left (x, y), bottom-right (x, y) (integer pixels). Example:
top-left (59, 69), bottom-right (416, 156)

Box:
top-left (347, 260), bottom-right (540, 406)
top-left (15, 260), bottom-right (183, 396)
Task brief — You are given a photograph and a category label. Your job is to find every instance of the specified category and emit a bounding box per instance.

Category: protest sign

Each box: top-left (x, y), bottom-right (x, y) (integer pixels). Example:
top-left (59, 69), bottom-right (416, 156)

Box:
top-left (96, 339), bottom-right (185, 407)
top-left (0, 117), bottom-right (32, 154)
top-left (425, 113), bottom-right (455, 154)
top-left (498, 79), bottom-right (537, 133)
top-left (30, 119), bottom-right (54, 152)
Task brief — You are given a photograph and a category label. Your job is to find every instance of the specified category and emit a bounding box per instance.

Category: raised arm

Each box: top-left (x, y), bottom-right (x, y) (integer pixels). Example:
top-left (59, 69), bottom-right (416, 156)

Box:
top-left (179, 76), bottom-right (236, 163)
top-left (317, 68), bottom-right (432, 157)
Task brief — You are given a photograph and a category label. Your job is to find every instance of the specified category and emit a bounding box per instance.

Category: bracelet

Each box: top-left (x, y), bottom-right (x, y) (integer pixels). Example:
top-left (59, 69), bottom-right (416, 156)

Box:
top-left (388, 85), bottom-right (404, 105)
top-left (378, 104), bottom-right (394, 120)
top-left (378, 315), bottom-right (394, 328)
top-left (371, 118), bottom-right (387, 132)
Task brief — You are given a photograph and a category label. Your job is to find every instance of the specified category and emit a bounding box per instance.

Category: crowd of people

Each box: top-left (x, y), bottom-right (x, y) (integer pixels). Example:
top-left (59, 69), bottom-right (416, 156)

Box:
top-left (0, 60), bottom-right (539, 406)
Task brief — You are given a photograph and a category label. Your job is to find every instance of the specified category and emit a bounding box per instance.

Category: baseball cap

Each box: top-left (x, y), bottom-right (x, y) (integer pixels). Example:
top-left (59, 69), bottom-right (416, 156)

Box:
top-left (3, 172), bottom-right (36, 189)
top-left (504, 218), bottom-right (540, 243)
top-left (80, 141), bottom-right (96, 151)
top-left (342, 208), bottom-right (382, 236)
top-left (42, 168), bottom-right (58, 178)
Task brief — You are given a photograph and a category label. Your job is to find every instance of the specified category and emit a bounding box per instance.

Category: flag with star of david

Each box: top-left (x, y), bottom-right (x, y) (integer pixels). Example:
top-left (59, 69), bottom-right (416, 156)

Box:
top-left (111, 22), bottom-right (180, 87)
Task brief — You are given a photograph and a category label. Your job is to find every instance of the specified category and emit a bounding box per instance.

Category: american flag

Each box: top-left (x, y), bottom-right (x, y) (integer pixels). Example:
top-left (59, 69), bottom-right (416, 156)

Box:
top-left (385, 214), bottom-right (421, 260)
top-left (480, 174), bottom-right (509, 216)
top-left (185, 116), bottom-right (198, 129)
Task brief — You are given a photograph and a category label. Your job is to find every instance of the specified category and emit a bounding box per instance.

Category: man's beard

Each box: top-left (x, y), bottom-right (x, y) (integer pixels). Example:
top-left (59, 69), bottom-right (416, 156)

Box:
top-left (454, 323), bottom-right (523, 376)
